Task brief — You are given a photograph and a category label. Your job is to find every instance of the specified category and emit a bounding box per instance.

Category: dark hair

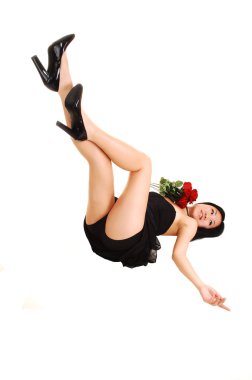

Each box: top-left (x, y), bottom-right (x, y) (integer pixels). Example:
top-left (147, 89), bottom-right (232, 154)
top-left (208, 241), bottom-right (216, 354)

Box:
top-left (191, 202), bottom-right (225, 241)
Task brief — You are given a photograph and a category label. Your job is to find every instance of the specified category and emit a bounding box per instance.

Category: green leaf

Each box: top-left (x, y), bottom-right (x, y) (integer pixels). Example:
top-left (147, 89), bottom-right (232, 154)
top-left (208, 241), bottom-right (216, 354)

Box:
top-left (175, 180), bottom-right (183, 187)
top-left (160, 177), bottom-right (166, 184)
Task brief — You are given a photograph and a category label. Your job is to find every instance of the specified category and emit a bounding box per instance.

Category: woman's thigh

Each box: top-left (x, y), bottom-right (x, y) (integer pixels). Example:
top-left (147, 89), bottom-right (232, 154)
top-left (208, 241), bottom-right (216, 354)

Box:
top-left (73, 140), bottom-right (115, 225)
top-left (105, 155), bottom-right (152, 240)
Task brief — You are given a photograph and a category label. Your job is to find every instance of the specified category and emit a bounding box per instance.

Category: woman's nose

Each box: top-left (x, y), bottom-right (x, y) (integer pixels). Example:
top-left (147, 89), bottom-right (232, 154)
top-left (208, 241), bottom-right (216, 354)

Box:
top-left (204, 212), bottom-right (210, 222)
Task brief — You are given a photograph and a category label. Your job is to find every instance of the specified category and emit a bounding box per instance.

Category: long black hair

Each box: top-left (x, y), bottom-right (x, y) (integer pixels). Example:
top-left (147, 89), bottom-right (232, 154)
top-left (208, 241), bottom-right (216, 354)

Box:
top-left (191, 202), bottom-right (225, 241)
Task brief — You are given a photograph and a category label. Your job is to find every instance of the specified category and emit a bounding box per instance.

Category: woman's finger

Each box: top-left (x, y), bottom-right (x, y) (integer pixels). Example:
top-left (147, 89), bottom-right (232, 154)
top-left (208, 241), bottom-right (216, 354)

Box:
top-left (218, 303), bottom-right (231, 311)
top-left (215, 292), bottom-right (225, 301)
top-left (209, 297), bottom-right (218, 306)
top-left (210, 296), bottom-right (225, 306)
top-left (215, 295), bottom-right (226, 303)
top-left (213, 298), bottom-right (221, 306)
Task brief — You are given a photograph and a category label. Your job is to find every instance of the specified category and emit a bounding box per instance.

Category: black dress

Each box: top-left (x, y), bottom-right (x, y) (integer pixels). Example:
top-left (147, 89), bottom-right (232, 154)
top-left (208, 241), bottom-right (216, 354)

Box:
top-left (83, 191), bottom-right (176, 269)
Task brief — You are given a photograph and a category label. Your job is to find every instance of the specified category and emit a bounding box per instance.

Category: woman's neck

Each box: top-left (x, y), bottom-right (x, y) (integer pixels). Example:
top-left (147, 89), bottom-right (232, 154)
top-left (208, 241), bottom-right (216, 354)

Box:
top-left (186, 206), bottom-right (193, 217)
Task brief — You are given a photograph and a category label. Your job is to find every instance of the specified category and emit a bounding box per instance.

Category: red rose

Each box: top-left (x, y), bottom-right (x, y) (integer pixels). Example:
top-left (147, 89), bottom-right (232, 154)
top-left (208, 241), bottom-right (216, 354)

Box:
top-left (189, 189), bottom-right (198, 203)
top-left (183, 182), bottom-right (192, 197)
top-left (177, 195), bottom-right (188, 209)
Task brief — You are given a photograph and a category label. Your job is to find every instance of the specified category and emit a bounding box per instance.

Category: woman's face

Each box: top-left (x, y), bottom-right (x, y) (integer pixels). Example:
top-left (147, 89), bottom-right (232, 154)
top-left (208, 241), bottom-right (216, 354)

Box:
top-left (190, 204), bottom-right (222, 229)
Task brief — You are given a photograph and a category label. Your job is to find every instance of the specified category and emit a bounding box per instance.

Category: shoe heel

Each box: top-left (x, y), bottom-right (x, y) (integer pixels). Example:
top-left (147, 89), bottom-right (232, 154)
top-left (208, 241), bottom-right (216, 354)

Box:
top-left (56, 84), bottom-right (87, 141)
top-left (56, 121), bottom-right (76, 139)
top-left (31, 55), bottom-right (49, 85)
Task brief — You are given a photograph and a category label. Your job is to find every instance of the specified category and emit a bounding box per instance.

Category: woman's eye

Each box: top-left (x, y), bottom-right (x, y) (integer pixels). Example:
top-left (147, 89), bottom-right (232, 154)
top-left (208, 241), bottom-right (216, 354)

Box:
top-left (209, 220), bottom-right (213, 226)
top-left (211, 209), bottom-right (214, 215)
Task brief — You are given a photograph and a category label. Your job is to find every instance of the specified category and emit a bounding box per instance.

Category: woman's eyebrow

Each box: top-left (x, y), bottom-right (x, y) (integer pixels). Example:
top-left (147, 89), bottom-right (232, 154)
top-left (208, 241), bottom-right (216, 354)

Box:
top-left (212, 210), bottom-right (218, 226)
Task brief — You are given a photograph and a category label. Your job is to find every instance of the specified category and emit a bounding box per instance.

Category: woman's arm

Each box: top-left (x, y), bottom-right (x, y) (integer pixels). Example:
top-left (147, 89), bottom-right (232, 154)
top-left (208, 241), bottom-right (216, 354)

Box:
top-left (172, 221), bottom-right (204, 290)
top-left (172, 222), bottom-right (231, 311)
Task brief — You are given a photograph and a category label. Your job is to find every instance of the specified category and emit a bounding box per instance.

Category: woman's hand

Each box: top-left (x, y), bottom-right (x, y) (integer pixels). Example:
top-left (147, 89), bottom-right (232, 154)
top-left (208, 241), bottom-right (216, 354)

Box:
top-left (198, 284), bottom-right (231, 311)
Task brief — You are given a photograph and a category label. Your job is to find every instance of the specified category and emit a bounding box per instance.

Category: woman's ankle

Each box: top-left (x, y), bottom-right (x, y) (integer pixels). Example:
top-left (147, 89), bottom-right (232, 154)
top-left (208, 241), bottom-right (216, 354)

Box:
top-left (59, 84), bottom-right (73, 101)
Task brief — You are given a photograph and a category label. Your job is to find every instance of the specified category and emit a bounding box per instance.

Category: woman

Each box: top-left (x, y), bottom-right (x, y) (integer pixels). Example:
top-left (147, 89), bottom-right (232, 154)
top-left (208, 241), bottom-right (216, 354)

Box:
top-left (31, 34), bottom-right (230, 312)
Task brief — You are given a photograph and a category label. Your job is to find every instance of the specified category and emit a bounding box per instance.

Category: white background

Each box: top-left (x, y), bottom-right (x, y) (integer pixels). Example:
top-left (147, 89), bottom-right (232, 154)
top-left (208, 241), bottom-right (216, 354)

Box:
top-left (0, 1), bottom-right (251, 379)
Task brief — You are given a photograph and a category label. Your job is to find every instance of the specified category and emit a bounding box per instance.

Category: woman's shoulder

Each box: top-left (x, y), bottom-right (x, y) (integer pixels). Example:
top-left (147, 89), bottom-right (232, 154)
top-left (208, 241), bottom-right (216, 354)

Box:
top-left (178, 217), bottom-right (198, 239)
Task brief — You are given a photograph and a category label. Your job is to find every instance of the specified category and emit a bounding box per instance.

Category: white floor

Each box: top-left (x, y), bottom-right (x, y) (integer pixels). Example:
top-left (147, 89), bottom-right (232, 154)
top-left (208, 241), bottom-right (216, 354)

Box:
top-left (1, 1), bottom-right (252, 379)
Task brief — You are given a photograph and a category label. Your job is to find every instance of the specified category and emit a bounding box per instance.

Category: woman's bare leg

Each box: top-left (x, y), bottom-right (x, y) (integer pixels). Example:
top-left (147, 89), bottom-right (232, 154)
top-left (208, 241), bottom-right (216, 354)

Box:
top-left (58, 53), bottom-right (148, 173)
top-left (59, 53), bottom-right (152, 239)
top-left (58, 54), bottom-right (115, 225)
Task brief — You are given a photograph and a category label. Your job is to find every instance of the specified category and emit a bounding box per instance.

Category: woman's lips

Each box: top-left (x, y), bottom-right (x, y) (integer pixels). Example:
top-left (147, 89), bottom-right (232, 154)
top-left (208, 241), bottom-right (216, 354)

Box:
top-left (199, 210), bottom-right (203, 220)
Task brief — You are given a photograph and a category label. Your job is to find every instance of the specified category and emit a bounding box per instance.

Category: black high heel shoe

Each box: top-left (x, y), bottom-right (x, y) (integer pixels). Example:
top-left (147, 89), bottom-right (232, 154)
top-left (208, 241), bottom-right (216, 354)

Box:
top-left (56, 84), bottom-right (88, 141)
top-left (31, 34), bottom-right (75, 92)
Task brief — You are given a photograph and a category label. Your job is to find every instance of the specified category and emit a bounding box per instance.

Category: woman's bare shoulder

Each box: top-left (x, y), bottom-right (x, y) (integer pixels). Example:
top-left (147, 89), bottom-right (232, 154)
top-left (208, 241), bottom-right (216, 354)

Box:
top-left (178, 217), bottom-right (198, 239)
top-left (187, 217), bottom-right (198, 229)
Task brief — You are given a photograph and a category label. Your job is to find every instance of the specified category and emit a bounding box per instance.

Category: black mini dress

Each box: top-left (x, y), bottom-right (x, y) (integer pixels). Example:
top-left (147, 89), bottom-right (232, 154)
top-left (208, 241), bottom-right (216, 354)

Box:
top-left (83, 191), bottom-right (176, 269)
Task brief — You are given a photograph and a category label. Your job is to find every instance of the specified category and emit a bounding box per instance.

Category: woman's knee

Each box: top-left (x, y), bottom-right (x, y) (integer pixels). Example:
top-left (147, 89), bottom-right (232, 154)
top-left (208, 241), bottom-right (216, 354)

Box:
top-left (139, 153), bottom-right (152, 171)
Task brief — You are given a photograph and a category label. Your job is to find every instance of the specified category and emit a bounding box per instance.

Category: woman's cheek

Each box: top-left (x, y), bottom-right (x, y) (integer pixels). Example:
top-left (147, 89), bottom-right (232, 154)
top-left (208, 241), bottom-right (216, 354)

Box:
top-left (199, 220), bottom-right (207, 228)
